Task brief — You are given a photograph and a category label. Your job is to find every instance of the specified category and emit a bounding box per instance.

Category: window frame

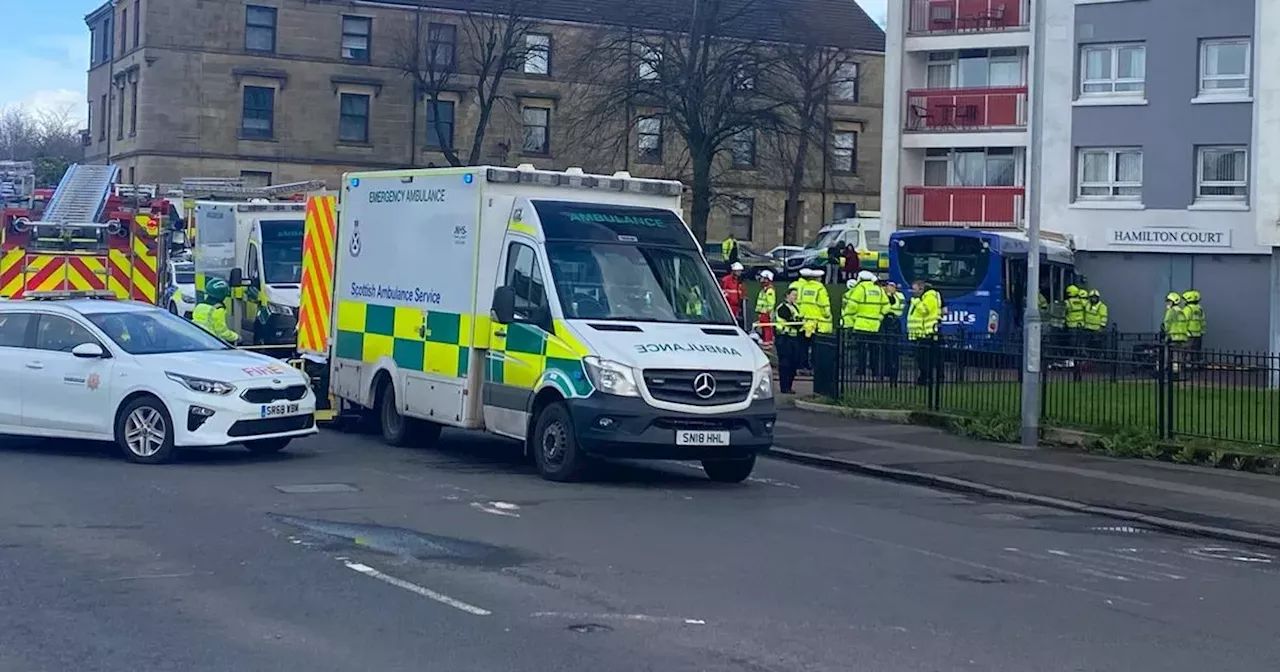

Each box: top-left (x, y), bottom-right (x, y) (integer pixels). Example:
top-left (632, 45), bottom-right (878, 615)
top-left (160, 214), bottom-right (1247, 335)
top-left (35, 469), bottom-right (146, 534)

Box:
top-left (338, 92), bottom-right (372, 144)
top-left (133, 0), bottom-right (140, 49)
top-left (522, 106), bottom-right (551, 156)
top-left (1075, 147), bottom-right (1143, 201)
top-left (833, 62), bottom-right (859, 101)
top-left (0, 312), bottom-right (35, 349)
top-left (245, 5), bottom-right (278, 54)
top-left (1198, 38), bottom-right (1251, 98)
top-left (240, 171), bottom-right (273, 188)
top-left (425, 99), bottom-right (456, 150)
top-left (240, 85), bottom-right (275, 140)
top-left (341, 15), bottom-right (372, 62)
top-left (637, 44), bottom-right (661, 82)
top-left (503, 242), bottom-right (549, 320)
top-left (1078, 42), bottom-right (1146, 98)
top-left (98, 95), bottom-right (108, 141)
top-left (729, 197), bottom-right (755, 241)
top-left (129, 79), bottom-right (138, 136)
top-left (637, 116), bottom-right (663, 163)
top-left (1195, 145), bottom-right (1249, 203)
top-left (426, 23), bottom-right (457, 70)
top-left (120, 7), bottom-right (128, 56)
top-left (831, 130), bottom-right (858, 174)
top-left (731, 129), bottom-right (756, 169)
top-left (523, 33), bottom-right (551, 76)
top-left (116, 87), bottom-right (126, 140)
top-left (32, 314), bottom-right (106, 354)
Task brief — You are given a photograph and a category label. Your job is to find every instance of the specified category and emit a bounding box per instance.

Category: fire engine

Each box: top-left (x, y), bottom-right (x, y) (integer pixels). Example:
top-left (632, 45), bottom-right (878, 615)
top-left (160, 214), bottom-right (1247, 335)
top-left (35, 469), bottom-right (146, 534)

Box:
top-left (0, 164), bottom-right (168, 301)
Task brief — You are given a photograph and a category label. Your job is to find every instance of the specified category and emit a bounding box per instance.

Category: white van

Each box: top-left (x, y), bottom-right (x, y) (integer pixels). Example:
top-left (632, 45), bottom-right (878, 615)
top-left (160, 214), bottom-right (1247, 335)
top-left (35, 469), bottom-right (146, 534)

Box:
top-left (784, 212), bottom-right (884, 277)
top-left (329, 166), bottom-right (776, 483)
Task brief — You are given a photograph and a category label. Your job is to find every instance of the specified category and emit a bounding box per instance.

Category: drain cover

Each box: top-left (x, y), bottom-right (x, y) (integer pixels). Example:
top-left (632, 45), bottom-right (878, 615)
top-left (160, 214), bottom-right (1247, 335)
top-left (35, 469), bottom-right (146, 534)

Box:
top-left (275, 484), bottom-right (360, 494)
top-left (567, 623), bottom-right (612, 634)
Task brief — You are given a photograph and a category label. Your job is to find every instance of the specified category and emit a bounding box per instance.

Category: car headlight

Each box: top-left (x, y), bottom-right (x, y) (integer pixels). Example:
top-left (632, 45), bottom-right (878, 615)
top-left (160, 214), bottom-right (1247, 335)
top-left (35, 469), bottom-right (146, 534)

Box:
top-left (266, 303), bottom-right (296, 316)
top-left (583, 356), bottom-right (640, 397)
top-left (166, 371), bottom-right (236, 395)
top-left (753, 364), bottom-right (774, 400)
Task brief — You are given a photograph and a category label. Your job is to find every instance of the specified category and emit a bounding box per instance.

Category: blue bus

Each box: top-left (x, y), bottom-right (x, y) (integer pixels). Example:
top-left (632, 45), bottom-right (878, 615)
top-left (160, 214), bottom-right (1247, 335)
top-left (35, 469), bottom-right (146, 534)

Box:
top-left (887, 229), bottom-right (1079, 337)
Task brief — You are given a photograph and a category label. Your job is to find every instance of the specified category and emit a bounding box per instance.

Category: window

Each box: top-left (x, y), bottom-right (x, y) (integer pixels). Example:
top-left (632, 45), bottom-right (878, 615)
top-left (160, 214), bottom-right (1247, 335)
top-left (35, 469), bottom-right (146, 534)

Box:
top-left (98, 94), bottom-right (108, 141)
top-left (1079, 43), bottom-right (1145, 97)
top-left (503, 243), bottom-right (547, 319)
top-left (927, 49), bottom-right (1022, 88)
top-left (729, 198), bottom-right (754, 240)
top-left (924, 148), bottom-right (1018, 187)
top-left (0, 313), bottom-right (31, 348)
top-left (731, 129), bottom-right (756, 168)
top-left (129, 79), bottom-right (138, 136)
top-left (833, 202), bottom-right (857, 220)
top-left (425, 100), bottom-right (455, 149)
top-left (240, 171), bottom-right (272, 188)
top-left (1196, 146), bottom-right (1248, 201)
top-left (833, 62), bottom-right (859, 101)
top-left (133, 1), bottom-right (140, 48)
top-left (831, 131), bottom-right (857, 173)
top-left (240, 86), bottom-right (274, 139)
top-left (1077, 148), bottom-right (1142, 200)
top-left (120, 8), bottom-right (128, 56)
top-left (638, 45), bottom-right (661, 81)
top-left (427, 23), bottom-right (456, 69)
top-left (339, 93), bottom-right (371, 143)
top-left (1199, 39), bottom-right (1251, 97)
top-left (116, 87), bottom-right (125, 140)
top-left (342, 16), bottom-right (372, 62)
top-left (128, 166), bottom-right (136, 183)
top-left (246, 243), bottom-right (261, 284)
top-left (637, 116), bottom-right (662, 163)
top-left (245, 5), bottom-right (277, 53)
top-left (524, 33), bottom-right (550, 75)
top-left (101, 18), bottom-right (112, 62)
top-left (522, 106), bottom-right (550, 155)
top-left (34, 315), bottom-right (99, 353)
top-left (90, 28), bottom-right (98, 64)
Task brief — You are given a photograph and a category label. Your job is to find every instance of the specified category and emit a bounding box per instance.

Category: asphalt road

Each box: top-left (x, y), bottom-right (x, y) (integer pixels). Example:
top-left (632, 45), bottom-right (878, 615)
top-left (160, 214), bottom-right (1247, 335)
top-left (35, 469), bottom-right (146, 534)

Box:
top-left (0, 422), bottom-right (1277, 672)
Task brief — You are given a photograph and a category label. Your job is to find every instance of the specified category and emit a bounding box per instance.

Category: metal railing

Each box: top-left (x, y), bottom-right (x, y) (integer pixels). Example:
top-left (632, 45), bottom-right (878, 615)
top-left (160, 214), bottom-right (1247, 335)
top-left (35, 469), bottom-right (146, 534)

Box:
top-left (812, 330), bottom-right (1280, 448)
top-left (901, 186), bottom-right (1024, 229)
top-left (905, 87), bottom-right (1028, 131)
top-left (907, 0), bottom-right (1029, 35)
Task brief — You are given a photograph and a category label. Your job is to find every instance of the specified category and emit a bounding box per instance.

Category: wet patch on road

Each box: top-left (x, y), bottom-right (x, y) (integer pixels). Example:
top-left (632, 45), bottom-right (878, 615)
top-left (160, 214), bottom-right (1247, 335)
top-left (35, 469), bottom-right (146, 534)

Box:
top-left (269, 514), bottom-right (528, 568)
top-left (952, 572), bottom-right (1020, 585)
top-left (274, 483), bottom-right (360, 494)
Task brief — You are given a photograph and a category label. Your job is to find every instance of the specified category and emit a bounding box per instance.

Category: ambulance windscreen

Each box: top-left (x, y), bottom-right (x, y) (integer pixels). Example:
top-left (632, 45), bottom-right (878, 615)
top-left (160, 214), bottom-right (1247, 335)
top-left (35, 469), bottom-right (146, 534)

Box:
top-left (532, 200), bottom-right (695, 248)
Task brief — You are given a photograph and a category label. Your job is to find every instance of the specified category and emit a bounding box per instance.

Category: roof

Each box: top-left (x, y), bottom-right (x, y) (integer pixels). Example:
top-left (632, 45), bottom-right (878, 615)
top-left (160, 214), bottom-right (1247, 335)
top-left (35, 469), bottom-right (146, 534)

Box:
top-left (364, 0), bottom-right (886, 52)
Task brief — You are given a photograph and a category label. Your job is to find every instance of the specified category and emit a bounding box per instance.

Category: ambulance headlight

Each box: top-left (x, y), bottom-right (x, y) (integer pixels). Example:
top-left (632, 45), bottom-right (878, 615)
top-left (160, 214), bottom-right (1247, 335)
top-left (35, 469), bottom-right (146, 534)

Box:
top-left (583, 356), bottom-right (640, 397)
top-left (266, 302), bottom-right (295, 317)
top-left (753, 364), bottom-right (774, 400)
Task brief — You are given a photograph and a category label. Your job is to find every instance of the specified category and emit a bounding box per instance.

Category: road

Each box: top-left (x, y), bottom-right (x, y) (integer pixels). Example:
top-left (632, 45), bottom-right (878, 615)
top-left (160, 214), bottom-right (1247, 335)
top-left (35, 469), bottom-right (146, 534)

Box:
top-left (0, 418), bottom-right (1277, 671)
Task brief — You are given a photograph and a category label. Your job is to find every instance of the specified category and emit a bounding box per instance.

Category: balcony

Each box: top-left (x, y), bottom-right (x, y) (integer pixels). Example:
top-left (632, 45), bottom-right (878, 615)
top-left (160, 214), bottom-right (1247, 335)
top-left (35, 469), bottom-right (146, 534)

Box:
top-left (907, 0), bottom-right (1028, 35)
top-left (902, 186), bottom-right (1024, 229)
top-left (905, 87), bottom-right (1027, 132)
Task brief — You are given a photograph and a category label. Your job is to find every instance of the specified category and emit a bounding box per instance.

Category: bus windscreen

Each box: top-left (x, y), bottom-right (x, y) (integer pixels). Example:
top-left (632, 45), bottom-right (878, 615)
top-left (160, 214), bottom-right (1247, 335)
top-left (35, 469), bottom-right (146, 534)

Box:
top-left (898, 235), bottom-right (990, 296)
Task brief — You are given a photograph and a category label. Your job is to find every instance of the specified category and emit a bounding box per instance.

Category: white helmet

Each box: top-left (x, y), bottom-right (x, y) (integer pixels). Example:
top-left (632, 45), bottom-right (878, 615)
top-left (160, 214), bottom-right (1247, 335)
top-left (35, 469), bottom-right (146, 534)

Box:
top-left (759, 270), bottom-right (773, 281)
top-left (846, 279), bottom-right (857, 289)
top-left (858, 270), bottom-right (876, 282)
top-left (730, 262), bottom-right (744, 271)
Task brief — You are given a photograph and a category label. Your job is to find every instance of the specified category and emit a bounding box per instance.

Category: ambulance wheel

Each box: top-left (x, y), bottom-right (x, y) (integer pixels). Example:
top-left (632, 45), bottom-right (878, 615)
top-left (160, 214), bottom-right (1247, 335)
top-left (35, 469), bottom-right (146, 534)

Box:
top-left (377, 379), bottom-right (441, 447)
top-left (701, 455), bottom-right (756, 483)
top-left (532, 402), bottom-right (589, 482)
top-left (115, 396), bottom-right (177, 465)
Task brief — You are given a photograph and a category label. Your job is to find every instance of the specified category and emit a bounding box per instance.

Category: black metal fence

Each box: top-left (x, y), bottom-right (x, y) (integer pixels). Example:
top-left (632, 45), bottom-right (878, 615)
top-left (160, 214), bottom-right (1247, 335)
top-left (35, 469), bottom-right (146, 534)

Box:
top-left (811, 329), bottom-right (1280, 448)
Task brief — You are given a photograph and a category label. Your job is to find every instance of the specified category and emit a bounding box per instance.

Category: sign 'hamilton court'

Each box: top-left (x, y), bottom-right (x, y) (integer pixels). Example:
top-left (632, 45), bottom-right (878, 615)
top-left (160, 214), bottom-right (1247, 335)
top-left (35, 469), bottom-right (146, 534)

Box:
top-left (1107, 228), bottom-right (1232, 247)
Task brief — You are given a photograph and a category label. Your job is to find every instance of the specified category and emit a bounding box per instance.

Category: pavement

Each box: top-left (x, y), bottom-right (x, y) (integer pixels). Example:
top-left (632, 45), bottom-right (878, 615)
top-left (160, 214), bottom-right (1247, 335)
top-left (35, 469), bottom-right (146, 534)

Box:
top-left (773, 403), bottom-right (1280, 546)
top-left (1, 428), bottom-right (1279, 671)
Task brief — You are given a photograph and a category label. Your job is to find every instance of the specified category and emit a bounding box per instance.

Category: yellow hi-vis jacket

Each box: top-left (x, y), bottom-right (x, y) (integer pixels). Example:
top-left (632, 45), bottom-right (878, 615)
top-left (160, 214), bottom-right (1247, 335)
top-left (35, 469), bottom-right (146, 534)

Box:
top-left (907, 289), bottom-right (942, 340)
top-left (1083, 301), bottom-right (1109, 331)
top-left (841, 281), bottom-right (887, 332)
top-left (1185, 303), bottom-right (1205, 337)
top-left (1163, 305), bottom-right (1188, 342)
top-left (192, 303), bottom-right (240, 343)
top-left (755, 285), bottom-right (775, 315)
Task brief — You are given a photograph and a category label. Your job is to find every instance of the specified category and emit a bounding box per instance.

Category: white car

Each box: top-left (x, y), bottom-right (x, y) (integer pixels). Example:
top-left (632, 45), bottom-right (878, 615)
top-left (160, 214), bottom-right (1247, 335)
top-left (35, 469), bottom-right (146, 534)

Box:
top-left (166, 260), bottom-right (197, 319)
top-left (0, 298), bottom-right (317, 464)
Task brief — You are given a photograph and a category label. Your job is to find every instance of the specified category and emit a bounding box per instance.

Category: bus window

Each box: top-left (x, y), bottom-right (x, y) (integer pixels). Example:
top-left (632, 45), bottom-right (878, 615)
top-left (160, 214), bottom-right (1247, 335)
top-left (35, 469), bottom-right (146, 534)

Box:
top-left (898, 234), bottom-right (990, 299)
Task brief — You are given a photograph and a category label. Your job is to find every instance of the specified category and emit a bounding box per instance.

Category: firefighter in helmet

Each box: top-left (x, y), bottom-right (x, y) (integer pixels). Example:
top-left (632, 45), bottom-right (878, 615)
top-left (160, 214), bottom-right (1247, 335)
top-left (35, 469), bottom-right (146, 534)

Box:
top-left (192, 277), bottom-right (240, 343)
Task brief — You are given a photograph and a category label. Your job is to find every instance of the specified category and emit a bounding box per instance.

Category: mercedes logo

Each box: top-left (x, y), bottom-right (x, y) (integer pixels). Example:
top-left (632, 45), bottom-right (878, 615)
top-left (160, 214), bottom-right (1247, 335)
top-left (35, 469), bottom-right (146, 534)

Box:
top-left (692, 372), bottom-right (717, 399)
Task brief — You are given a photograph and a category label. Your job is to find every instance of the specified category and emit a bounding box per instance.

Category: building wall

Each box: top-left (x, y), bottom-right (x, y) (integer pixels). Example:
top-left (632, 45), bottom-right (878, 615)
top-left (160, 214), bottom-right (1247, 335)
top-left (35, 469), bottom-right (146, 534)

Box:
top-left (1253, 0), bottom-right (1280, 248)
top-left (1041, 0), bottom-right (1266, 255)
top-left (83, 0), bottom-right (885, 249)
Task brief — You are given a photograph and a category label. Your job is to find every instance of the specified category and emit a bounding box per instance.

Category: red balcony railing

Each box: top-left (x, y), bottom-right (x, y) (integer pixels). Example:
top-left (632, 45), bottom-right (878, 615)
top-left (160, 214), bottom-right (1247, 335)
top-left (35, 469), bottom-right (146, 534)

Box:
top-left (908, 0), bottom-right (1028, 34)
top-left (905, 86), bottom-right (1028, 131)
top-left (903, 186), bottom-right (1024, 229)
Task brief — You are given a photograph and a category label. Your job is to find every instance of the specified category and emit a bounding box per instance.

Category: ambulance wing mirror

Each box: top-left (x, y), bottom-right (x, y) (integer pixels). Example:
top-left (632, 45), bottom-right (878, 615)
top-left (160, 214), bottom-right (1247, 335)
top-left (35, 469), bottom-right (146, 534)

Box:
top-left (491, 286), bottom-right (517, 324)
top-left (229, 268), bottom-right (247, 287)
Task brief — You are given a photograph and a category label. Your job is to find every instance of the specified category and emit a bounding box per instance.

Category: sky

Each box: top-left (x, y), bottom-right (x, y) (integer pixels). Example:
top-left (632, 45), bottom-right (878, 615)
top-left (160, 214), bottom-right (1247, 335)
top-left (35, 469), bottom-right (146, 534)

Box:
top-left (2, 0), bottom-right (889, 125)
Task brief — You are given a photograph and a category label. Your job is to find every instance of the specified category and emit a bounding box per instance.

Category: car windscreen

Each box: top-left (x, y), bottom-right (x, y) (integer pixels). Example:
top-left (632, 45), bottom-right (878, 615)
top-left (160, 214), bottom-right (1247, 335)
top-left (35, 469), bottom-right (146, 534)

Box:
top-left (533, 200), bottom-right (696, 249)
top-left (87, 310), bottom-right (233, 355)
top-left (260, 219), bottom-right (304, 284)
top-left (174, 263), bottom-right (195, 285)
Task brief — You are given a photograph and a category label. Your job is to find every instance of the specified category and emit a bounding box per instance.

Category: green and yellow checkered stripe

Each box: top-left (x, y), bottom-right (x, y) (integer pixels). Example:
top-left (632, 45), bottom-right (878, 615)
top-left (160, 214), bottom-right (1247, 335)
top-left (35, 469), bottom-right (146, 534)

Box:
top-left (486, 320), bottom-right (594, 399)
top-left (334, 300), bottom-right (473, 377)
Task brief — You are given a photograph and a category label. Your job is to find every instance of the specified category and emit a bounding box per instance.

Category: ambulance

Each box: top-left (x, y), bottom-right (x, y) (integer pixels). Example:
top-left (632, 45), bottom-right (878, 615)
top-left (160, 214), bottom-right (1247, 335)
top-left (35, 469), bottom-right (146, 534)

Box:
top-left (329, 165), bottom-right (776, 483)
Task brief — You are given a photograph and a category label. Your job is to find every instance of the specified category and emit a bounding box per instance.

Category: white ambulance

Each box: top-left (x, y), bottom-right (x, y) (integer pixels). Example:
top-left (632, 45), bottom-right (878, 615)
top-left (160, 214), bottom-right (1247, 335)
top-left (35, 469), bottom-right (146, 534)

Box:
top-left (329, 165), bottom-right (776, 482)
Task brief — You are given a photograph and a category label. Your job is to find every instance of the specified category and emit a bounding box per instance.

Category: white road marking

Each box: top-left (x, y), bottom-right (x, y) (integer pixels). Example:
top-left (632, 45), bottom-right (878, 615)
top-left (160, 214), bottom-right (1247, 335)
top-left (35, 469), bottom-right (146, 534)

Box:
top-left (343, 561), bottom-right (491, 616)
top-left (531, 611), bottom-right (706, 625)
top-left (471, 501), bottom-right (521, 517)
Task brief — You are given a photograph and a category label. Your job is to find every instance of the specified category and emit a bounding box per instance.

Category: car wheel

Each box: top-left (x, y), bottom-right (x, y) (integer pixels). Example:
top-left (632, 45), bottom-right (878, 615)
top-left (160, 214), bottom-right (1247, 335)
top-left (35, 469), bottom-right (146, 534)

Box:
top-left (701, 455), bottom-right (756, 483)
top-left (377, 379), bottom-right (441, 447)
top-left (115, 396), bottom-right (177, 465)
top-left (532, 402), bottom-right (589, 482)
top-left (245, 438), bottom-right (291, 454)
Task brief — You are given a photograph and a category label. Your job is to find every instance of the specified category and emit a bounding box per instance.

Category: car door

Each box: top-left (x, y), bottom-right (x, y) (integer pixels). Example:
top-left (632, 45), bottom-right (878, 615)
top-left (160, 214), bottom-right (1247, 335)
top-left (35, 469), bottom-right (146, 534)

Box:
top-left (0, 311), bottom-right (35, 428)
top-left (241, 241), bottom-right (263, 340)
top-left (483, 240), bottom-right (552, 439)
top-left (22, 313), bottom-right (116, 436)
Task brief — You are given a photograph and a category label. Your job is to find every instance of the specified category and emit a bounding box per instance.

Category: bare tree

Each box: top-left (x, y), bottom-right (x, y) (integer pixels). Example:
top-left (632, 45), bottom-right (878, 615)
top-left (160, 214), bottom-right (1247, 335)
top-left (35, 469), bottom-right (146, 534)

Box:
top-left (391, 0), bottom-right (538, 166)
top-left (0, 105), bottom-right (83, 186)
top-left (767, 27), bottom-right (859, 245)
top-left (565, 0), bottom-right (780, 242)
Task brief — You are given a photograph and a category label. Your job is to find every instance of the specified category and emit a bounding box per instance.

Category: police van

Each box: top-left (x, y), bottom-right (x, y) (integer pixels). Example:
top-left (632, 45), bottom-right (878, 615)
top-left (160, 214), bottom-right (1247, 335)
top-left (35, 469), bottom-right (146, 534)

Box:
top-left (329, 165), bottom-right (776, 482)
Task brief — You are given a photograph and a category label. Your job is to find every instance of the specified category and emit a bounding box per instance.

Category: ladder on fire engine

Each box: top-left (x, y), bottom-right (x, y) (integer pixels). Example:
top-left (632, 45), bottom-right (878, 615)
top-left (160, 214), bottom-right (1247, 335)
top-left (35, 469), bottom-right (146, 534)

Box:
top-left (42, 164), bottom-right (119, 225)
top-left (119, 177), bottom-right (328, 201)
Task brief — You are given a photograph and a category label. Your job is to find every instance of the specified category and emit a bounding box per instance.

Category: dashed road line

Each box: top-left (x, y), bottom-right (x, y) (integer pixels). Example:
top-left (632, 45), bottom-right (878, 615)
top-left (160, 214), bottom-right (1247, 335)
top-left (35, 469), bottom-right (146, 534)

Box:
top-left (343, 561), bottom-right (491, 616)
top-left (532, 611), bottom-right (706, 625)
